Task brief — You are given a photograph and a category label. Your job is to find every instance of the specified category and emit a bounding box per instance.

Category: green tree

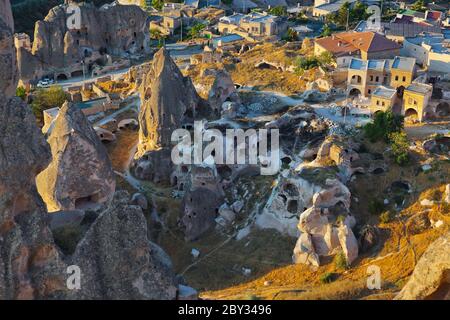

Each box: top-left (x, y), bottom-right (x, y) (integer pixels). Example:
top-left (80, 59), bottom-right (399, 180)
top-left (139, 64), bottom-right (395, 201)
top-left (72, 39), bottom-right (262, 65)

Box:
top-left (320, 24), bottom-right (332, 37)
top-left (283, 28), bottom-right (298, 42)
top-left (317, 51), bottom-right (334, 65)
top-left (268, 6), bottom-right (287, 16)
top-left (389, 131), bottom-right (410, 166)
top-left (364, 111), bottom-right (404, 142)
top-left (31, 85), bottom-right (67, 121)
top-left (151, 0), bottom-right (163, 11)
top-left (411, 0), bottom-right (427, 12)
top-left (16, 86), bottom-right (26, 101)
top-left (150, 28), bottom-right (166, 47)
top-left (336, 1), bottom-right (351, 26)
top-left (188, 22), bottom-right (206, 39)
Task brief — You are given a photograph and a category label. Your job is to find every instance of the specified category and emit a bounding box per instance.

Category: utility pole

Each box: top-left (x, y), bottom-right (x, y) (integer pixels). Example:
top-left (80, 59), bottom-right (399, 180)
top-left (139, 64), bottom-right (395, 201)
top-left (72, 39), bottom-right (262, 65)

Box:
top-left (346, 8), bottom-right (350, 31)
top-left (180, 17), bottom-right (183, 42)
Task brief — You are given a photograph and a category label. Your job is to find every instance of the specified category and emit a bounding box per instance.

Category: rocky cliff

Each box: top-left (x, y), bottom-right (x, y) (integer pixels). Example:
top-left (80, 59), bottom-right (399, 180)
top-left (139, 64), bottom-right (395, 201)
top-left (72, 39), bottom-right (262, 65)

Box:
top-left (17, 1), bottom-right (150, 82)
top-left (133, 48), bottom-right (206, 183)
top-left (36, 101), bottom-right (116, 212)
top-left (69, 191), bottom-right (178, 299)
top-left (395, 232), bottom-right (450, 300)
top-left (0, 0), bottom-right (17, 96)
top-left (0, 94), bottom-right (68, 299)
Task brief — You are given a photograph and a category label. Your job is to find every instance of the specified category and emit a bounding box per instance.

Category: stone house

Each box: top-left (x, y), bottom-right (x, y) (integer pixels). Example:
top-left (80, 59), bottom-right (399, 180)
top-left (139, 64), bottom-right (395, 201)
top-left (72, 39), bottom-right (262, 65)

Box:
top-left (402, 82), bottom-right (433, 121)
top-left (390, 56), bottom-right (416, 91)
top-left (369, 86), bottom-right (399, 115)
top-left (218, 12), bottom-right (288, 39)
top-left (347, 58), bottom-right (391, 97)
top-left (347, 56), bottom-right (416, 98)
top-left (314, 31), bottom-right (401, 67)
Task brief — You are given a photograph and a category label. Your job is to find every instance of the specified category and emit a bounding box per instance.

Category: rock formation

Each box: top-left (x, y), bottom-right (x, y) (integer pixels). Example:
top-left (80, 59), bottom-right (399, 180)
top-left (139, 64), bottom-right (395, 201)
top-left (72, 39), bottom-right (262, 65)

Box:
top-left (36, 102), bottom-right (116, 212)
top-left (16, 1), bottom-right (150, 83)
top-left (178, 164), bottom-right (225, 241)
top-left (208, 70), bottom-right (241, 116)
top-left (0, 0), bottom-right (17, 96)
top-left (395, 232), bottom-right (450, 300)
top-left (257, 134), bottom-right (361, 266)
top-left (137, 48), bottom-right (201, 154)
top-left (0, 94), bottom-right (68, 299)
top-left (133, 48), bottom-right (206, 183)
top-left (69, 191), bottom-right (177, 299)
top-left (180, 188), bottom-right (223, 242)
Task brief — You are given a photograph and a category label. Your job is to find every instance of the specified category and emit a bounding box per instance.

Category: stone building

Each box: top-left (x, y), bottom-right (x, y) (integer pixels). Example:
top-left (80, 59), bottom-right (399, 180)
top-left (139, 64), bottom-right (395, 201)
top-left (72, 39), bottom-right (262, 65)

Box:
top-left (402, 82), bottom-right (433, 121)
top-left (369, 86), bottom-right (399, 114)
top-left (314, 31), bottom-right (401, 66)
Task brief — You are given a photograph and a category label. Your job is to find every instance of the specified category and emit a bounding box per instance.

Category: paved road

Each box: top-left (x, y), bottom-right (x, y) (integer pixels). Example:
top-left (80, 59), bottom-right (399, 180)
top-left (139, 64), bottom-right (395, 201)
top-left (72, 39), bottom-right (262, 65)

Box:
top-left (56, 67), bottom-right (131, 90)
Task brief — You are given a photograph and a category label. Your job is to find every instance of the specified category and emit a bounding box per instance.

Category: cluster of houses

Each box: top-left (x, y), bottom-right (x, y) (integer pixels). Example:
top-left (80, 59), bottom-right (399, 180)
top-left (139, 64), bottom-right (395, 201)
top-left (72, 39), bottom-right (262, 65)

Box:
top-left (57, 1), bottom-right (450, 123)
top-left (310, 0), bottom-right (450, 122)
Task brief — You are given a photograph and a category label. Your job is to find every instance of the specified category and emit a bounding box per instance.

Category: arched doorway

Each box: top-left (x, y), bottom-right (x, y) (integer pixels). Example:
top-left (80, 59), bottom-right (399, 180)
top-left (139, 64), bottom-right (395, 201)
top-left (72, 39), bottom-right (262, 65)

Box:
top-left (349, 88), bottom-right (361, 98)
top-left (396, 86), bottom-right (405, 98)
top-left (405, 108), bottom-right (419, 120)
top-left (56, 73), bottom-right (68, 81)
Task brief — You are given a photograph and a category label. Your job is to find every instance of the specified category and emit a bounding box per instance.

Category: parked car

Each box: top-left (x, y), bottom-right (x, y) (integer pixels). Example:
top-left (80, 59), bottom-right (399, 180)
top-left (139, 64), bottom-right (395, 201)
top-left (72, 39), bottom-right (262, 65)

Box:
top-left (36, 78), bottom-right (54, 88)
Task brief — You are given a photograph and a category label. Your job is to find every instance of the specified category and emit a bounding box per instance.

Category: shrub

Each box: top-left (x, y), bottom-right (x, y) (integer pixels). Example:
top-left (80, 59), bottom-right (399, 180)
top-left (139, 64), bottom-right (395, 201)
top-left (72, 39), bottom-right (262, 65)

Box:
top-left (389, 132), bottom-right (410, 166)
top-left (364, 111), bottom-right (404, 143)
top-left (320, 272), bottom-right (336, 284)
top-left (334, 252), bottom-right (348, 270)
top-left (31, 85), bottom-right (67, 121)
top-left (16, 86), bottom-right (26, 100)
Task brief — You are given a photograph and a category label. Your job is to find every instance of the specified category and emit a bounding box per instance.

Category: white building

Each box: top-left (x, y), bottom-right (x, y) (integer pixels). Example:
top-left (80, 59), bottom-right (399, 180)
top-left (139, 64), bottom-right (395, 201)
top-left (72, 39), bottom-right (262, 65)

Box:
top-left (401, 33), bottom-right (450, 73)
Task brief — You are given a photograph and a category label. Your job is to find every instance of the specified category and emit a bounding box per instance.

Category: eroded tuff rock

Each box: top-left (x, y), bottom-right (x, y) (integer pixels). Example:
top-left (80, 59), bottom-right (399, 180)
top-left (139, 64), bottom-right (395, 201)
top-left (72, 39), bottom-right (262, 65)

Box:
top-left (17, 2), bottom-right (150, 83)
top-left (133, 48), bottom-right (207, 183)
top-left (178, 164), bottom-right (225, 241)
top-left (208, 70), bottom-right (241, 116)
top-left (0, 0), bottom-right (17, 96)
top-left (0, 95), bottom-right (67, 299)
top-left (395, 232), bottom-right (450, 300)
top-left (36, 102), bottom-right (115, 212)
top-left (69, 191), bottom-right (178, 299)
top-left (137, 48), bottom-right (201, 154)
top-left (180, 188), bottom-right (223, 242)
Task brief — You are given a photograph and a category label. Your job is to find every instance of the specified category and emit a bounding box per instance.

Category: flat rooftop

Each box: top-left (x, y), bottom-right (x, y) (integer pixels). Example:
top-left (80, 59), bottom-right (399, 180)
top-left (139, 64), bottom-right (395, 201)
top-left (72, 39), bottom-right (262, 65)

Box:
top-left (315, 0), bottom-right (357, 13)
top-left (349, 58), bottom-right (390, 72)
top-left (372, 86), bottom-right (396, 99)
top-left (406, 33), bottom-right (450, 54)
top-left (392, 56), bottom-right (416, 72)
top-left (405, 83), bottom-right (432, 95)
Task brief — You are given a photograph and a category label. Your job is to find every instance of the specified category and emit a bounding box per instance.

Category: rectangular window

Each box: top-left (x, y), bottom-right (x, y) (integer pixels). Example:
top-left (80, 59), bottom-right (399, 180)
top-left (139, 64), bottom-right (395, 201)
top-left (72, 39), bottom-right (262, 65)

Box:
top-left (402, 76), bottom-right (406, 82)
top-left (395, 75), bottom-right (399, 81)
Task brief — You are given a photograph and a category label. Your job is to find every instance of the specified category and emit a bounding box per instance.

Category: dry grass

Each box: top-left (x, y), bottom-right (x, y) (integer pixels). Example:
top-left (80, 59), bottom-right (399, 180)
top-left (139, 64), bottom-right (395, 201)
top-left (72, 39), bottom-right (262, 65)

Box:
top-left (200, 136), bottom-right (450, 300)
top-left (97, 80), bottom-right (136, 95)
top-left (105, 129), bottom-right (138, 172)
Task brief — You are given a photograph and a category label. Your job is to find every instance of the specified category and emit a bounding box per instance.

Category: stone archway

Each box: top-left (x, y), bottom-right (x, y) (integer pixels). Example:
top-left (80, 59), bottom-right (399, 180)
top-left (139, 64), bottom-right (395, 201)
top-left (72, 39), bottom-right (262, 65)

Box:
top-left (405, 108), bottom-right (419, 120)
top-left (56, 73), bottom-right (69, 81)
top-left (348, 88), bottom-right (361, 98)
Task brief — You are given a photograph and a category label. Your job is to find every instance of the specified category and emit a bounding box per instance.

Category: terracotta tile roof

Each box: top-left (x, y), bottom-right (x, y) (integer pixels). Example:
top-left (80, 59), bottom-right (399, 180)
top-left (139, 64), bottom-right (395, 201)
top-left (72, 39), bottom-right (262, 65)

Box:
top-left (315, 31), bottom-right (401, 56)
